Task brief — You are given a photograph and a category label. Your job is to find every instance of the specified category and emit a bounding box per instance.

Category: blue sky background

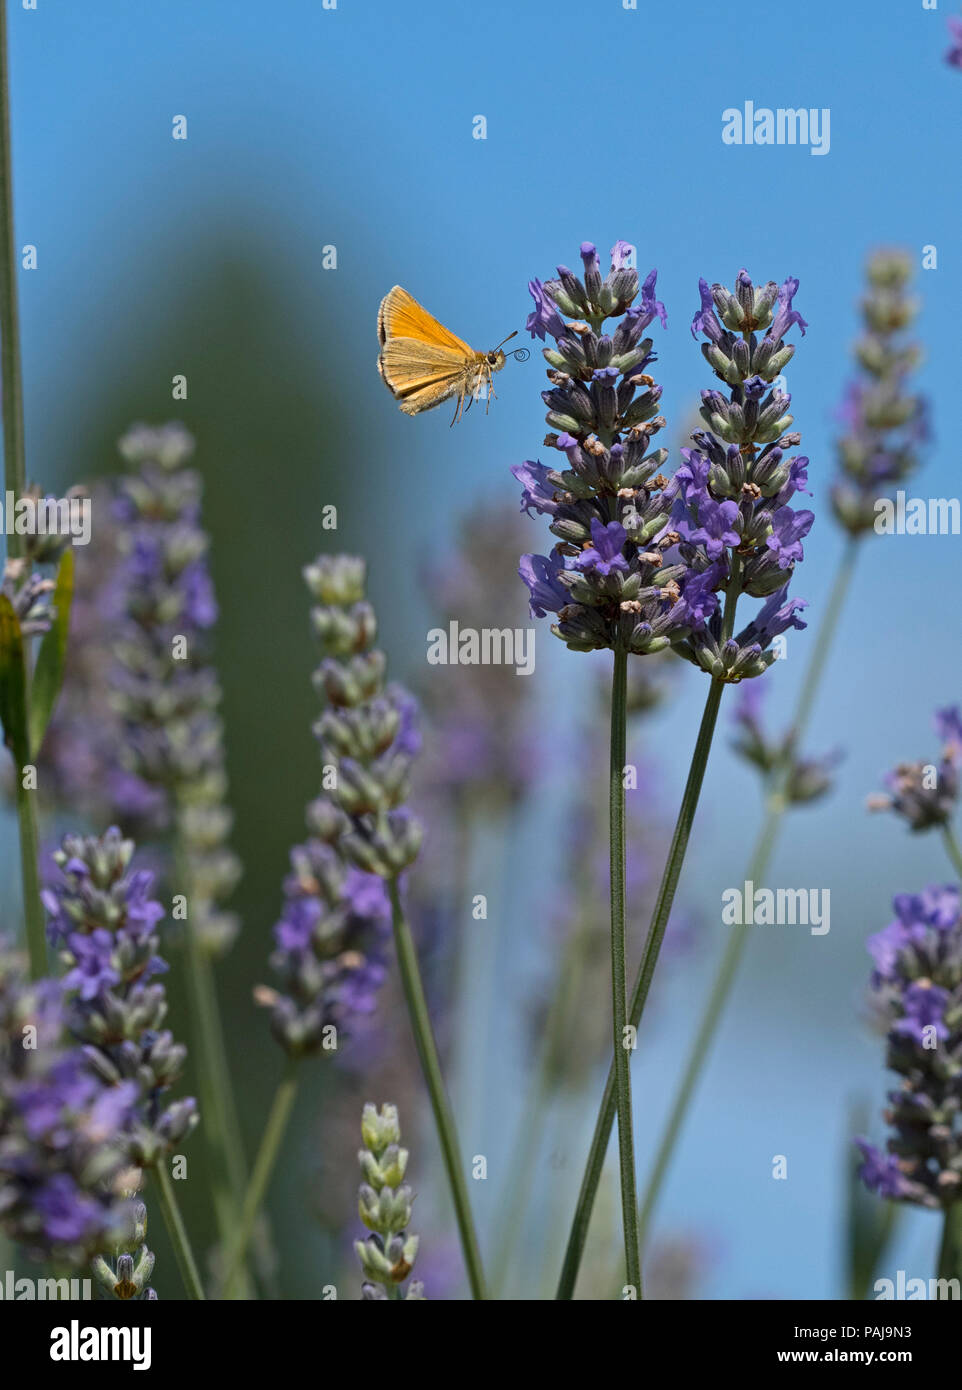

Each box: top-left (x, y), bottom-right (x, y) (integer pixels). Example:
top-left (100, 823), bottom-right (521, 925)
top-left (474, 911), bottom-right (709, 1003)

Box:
top-left (3, 0), bottom-right (961, 1298)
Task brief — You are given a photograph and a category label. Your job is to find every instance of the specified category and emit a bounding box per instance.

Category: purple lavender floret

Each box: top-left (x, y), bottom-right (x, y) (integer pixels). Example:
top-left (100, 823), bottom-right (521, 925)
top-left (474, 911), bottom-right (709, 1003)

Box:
top-left (43, 828), bottom-right (197, 1166)
top-left (265, 838), bottom-right (390, 1058)
top-left (946, 14), bottom-right (962, 69)
top-left (0, 939), bottom-right (138, 1265)
top-left (857, 888), bottom-right (962, 1209)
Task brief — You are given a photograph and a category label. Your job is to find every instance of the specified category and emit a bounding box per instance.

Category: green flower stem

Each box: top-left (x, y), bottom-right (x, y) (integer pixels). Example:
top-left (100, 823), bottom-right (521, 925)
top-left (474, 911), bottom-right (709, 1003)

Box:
top-left (15, 771), bottom-right (45, 977)
top-left (389, 878), bottom-right (487, 1300)
top-left (174, 842), bottom-right (248, 1283)
top-left (0, 5), bottom-right (45, 980)
top-left (637, 798), bottom-right (780, 1244)
top-left (941, 824), bottom-right (962, 882)
top-left (555, 558), bottom-right (743, 1300)
top-left (490, 891), bottom-right (592, 1295)
top-left (152, 1159), bottom-right (206, 1301)
top-left (634, 539), bottom-right (861, 1244)
top-left (937, 1202), bottom-right (962, 1282)
top-left (556, 678), bottom-right (727, 1297)
top-left (223, 1062), bottom-right (299, 1299)
top-left (0, 4), bottom-right (25, 553)
top-left (609, 645), bottom-right (640, 1292)
top-left (785, 537), bottom-right (859, 757)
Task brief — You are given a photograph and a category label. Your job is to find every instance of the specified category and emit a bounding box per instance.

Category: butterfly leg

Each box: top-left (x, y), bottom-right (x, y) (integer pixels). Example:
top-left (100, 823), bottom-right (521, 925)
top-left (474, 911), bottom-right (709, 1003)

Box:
top-left (451, 384), bottom-right (466, 427)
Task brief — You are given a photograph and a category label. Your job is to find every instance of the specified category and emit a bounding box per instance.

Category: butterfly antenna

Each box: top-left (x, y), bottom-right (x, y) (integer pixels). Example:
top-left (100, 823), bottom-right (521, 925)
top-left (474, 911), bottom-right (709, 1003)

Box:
top-left (492, 330), bottom-right (519, 351)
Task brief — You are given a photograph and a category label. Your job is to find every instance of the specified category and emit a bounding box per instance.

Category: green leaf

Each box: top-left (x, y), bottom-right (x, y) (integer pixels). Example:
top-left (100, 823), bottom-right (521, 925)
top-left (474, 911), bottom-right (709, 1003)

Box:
top-left (29, 547), bottom-right (74, 758)
top-left (0, 595), bottom-right (30, 767)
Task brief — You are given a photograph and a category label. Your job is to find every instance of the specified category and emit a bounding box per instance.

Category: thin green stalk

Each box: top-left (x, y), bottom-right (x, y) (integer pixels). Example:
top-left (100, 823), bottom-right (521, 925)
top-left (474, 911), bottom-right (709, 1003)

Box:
top-left (224, 1062), bottom-right (299, 1298)
top-left (785, 537), bottom-right (859, 756)
top-left (937, 1202), bottom-right (962, 1283)
top-left (153, 1160), bottom-right (206, 1300)
top-left (941, 824), bottom-right (962, 882)
top-left (556, 672), bottom-right (727, 1298)
top-left (0, 2), bottom-right (25, 552)
top-left (174, 843), bottom-right (246, 1275)
top-left (609, 645), bottom-right (640, 1292)
top-left (0, 3), bottom-right (45, 978)
top-left (637, 801), bottom-right (780, 1243)
top-left (634, 539), bottom-right (861, 1244)
top-left (389, 878), bottom-right (487, 1300)
top-left (556, 558), bottom-right (744, 1300)
top-left (489, 888), bottom-right (592, 1295)
top-left (15, 770), bottom-right (45, 976)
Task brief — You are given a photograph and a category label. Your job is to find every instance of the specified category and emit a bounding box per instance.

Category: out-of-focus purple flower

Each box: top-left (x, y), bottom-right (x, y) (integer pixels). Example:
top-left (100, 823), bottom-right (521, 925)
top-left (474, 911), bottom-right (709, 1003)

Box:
top-left (831, 251), bottom-right (926, 535)
top-left (867, 705), bottom-right (961, 832)
top-left (264, 555), bottom-right (418, 1059)
top-left (946, 14), bottom-right (962, 69)
top-left (1, 559), bottom-right (56, 636)
top-left (106, 423), bottom-right (241, 956)
top-left (730, 672), bottom-right (841, 803)
top-left (0, 939), bottom-right (138, 1265)
top-left (854, 1140), bottom-right (911, 1201)
top-left (858, 887), bottom-right (962, 1209)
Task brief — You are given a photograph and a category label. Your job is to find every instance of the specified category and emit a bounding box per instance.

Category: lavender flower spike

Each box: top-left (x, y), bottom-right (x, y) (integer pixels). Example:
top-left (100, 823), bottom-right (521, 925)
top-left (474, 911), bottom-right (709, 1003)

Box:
top-left (670, 268), bottom-right (812, 682)
top-left (109, 423), bottom-right (242, 955)
top-left (305, 554), bottom-right (424, 879)
top-left (857, 887), bottom-right (962, 1210)
top-left (43, 827), bottom-right (198, 1166)
top-left (867, 705), bottom-right (961, 832)
top-left (831, 251), bottom-right (926, 536)
top-left (355, 1103), bottom-right (425, 1300)
top-left (519, 241), bottom-right (697, 657)
top-left (260, 554), bottom-right (399, 1059)
top-left (0, 938), bottom-right (138, 1265)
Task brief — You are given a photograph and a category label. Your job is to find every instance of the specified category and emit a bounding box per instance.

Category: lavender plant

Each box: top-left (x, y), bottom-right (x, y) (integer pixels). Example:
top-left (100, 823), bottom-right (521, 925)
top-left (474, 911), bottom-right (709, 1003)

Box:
top-left (622, 248), bottom-right (926, 1276)
top-left (831, 252), bottom-right (927, 537)
top-left (102, 421), bottom-right (246, 1271)
top-left (234, 554), bottom-right (485, 1299)
top-left (857, 887), bottom-right (962, 1279)
top-left (42, 826), bottom-right (204, 1298)
top-left (520, 246), bottom-right (811, 1297)
top-left (0, 937), bottom-right (138, 1267)
top-left (355, 1102), bottom-right (425, 1300)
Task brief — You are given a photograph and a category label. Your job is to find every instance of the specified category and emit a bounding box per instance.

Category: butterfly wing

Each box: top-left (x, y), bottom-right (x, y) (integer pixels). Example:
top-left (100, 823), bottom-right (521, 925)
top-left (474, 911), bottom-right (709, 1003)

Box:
top-left (378, 337), bottom-right (470, 415)
top-left (377, 285), bottom-right (474, 355)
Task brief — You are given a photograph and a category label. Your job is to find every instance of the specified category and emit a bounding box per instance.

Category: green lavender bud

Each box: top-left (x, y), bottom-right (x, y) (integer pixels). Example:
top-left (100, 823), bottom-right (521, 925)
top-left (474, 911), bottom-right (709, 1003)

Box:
top-left (354, 1103), bottom-right (424, 1300)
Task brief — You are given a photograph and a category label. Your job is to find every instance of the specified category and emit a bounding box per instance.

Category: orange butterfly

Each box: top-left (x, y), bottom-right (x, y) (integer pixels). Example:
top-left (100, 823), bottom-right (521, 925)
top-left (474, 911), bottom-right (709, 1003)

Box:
top-left (377, 285), bottom-right (525, 424)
